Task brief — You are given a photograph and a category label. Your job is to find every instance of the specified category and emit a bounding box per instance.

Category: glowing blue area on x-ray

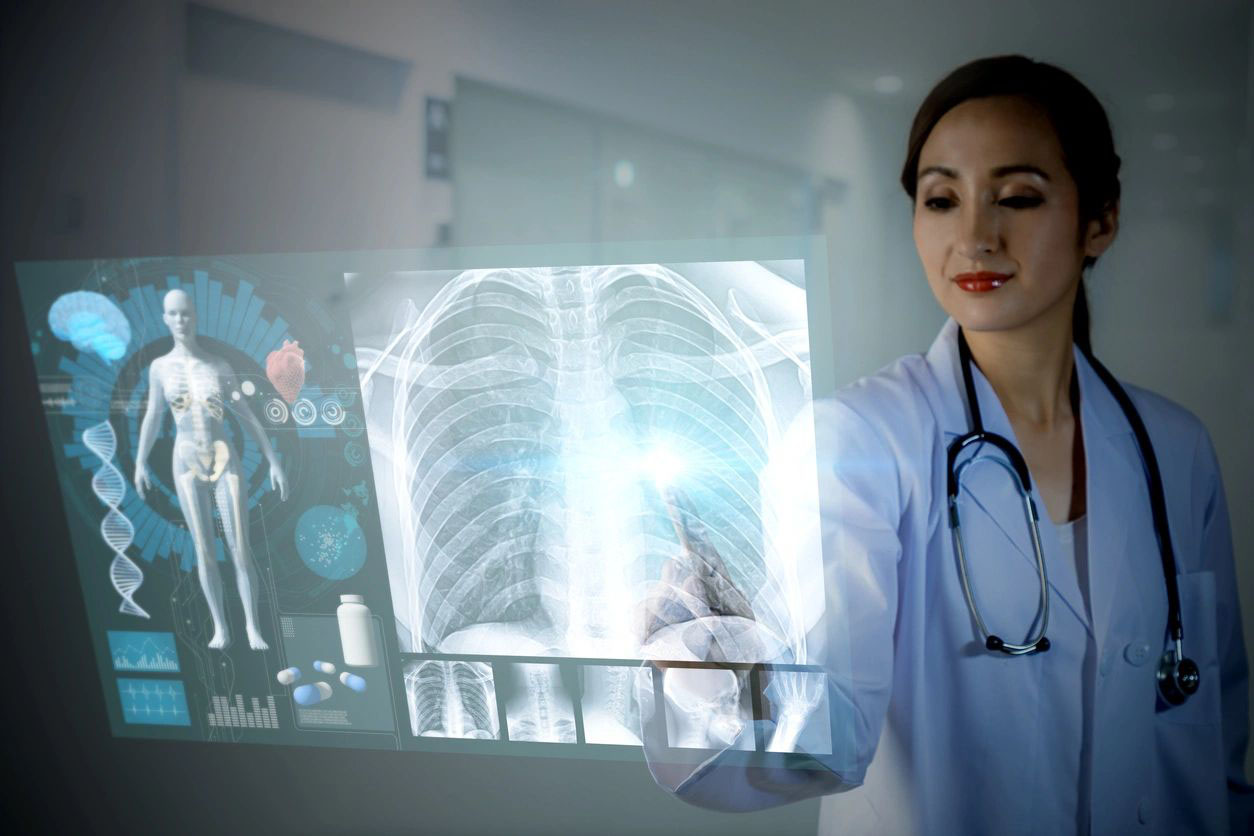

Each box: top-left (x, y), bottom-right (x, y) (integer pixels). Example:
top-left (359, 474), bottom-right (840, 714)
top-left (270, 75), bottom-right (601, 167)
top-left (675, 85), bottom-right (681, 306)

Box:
top-left (639, 443), bottom-right (688, 489)
top-left (48, 291), bottom-right (131, 361)
top-left (294, 504), bottom-right (367, 579)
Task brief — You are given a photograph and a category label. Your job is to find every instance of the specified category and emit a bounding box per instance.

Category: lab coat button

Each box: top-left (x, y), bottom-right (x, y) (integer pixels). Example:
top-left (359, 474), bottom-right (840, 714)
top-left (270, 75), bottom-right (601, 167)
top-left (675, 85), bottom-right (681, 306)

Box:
top-left (1124, 641), bottom-right (1152, 666)
top-left (1137, 796), bottom-right (1151, 824)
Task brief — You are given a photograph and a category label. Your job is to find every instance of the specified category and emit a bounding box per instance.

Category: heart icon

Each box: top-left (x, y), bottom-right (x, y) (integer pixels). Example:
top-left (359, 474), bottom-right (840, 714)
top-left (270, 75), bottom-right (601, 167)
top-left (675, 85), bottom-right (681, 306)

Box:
top-left (266, 340), bottom-right (306, 404)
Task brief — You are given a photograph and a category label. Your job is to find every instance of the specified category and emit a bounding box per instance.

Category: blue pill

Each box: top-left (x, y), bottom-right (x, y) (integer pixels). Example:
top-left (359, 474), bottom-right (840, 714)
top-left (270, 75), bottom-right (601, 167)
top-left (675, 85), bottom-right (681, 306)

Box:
top-left (313, 660), bottom-right (336, 675)
top-left (339, 672), bottom-right (367, 693)
top-left (292, 682), bottom-right (333, 705)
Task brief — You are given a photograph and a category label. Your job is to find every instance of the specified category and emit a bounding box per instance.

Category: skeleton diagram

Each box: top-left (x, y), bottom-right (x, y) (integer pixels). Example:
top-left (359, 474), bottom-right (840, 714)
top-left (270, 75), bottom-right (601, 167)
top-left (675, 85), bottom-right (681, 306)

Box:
top-left (134, 289), bottom-right (289, 650)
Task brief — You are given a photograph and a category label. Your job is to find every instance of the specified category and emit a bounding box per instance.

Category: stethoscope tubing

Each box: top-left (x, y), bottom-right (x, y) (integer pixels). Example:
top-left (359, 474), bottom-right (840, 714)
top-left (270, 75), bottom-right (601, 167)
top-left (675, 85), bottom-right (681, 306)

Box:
top-left (948, 328), bottom-right (1186, 665)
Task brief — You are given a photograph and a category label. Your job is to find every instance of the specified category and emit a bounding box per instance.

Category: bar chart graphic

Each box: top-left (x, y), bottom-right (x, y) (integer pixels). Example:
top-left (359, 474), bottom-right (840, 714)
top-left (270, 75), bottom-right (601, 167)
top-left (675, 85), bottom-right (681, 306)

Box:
top-left (206, 694), bottom-right (280, 730)
top-left (108, 630), bottom-right (180, 672)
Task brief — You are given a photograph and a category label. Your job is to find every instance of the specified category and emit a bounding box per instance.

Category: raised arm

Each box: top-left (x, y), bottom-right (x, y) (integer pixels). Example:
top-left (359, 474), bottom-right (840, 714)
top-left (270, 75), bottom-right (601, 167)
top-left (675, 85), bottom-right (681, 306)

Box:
top-left (134, 360), bottom-right (166, 500)
top-left (636, 397), bottom-right (906, 812)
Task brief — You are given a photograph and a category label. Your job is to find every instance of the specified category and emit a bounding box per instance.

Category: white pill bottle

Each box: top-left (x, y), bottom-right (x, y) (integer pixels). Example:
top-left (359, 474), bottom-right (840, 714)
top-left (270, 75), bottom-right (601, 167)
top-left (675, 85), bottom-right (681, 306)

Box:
top-left (336, 594), bottom-right (380, 667)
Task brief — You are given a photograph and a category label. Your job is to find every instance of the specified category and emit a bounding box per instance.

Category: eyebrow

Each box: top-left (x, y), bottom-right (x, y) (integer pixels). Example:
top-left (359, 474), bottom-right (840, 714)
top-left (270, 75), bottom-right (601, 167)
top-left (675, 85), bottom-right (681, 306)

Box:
top-left (917, 163), bottom-right (1052, 182)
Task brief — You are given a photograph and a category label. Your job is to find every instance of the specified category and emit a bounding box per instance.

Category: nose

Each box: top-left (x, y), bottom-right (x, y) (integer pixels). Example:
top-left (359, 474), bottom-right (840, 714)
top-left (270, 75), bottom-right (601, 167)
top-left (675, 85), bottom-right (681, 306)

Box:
top-left (957, 200), bottom-right (1000, 258)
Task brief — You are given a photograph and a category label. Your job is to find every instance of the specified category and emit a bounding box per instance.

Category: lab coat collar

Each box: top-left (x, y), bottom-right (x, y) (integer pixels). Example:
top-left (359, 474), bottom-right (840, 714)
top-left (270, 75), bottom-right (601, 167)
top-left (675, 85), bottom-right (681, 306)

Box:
top-left (924, 318), bottom-right (1141, 645)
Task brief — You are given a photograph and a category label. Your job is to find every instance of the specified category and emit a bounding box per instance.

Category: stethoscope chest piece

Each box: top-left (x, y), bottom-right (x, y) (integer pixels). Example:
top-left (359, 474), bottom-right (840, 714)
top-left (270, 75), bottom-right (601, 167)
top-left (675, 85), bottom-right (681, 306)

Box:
top-left (1157, 642), bottom-right (1201, 706)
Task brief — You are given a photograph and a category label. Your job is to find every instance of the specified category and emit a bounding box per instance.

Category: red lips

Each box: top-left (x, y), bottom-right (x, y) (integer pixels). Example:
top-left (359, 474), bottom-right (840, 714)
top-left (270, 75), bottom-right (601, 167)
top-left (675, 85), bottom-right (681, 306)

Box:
top-left (953, 271), bottom-right (1012, 293)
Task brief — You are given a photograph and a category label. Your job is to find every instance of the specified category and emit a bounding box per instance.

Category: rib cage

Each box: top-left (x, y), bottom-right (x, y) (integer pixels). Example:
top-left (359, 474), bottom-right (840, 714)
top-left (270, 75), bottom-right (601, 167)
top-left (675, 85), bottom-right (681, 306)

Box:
top-left (404, 660), bottom-right (499, 739)
top-left (391, 264), bottom-right (794, 657)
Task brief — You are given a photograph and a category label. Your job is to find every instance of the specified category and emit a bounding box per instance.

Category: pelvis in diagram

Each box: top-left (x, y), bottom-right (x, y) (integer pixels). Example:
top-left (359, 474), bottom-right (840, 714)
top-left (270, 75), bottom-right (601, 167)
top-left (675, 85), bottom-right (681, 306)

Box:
top-left (356, 262), bottom-right (821, 663)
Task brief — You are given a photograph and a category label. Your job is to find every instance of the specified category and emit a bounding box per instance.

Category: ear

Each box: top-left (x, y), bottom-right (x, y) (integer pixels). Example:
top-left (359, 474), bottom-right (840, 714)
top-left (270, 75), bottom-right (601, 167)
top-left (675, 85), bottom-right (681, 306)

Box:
top-left (1082, 200), bottom-right (1119, 260)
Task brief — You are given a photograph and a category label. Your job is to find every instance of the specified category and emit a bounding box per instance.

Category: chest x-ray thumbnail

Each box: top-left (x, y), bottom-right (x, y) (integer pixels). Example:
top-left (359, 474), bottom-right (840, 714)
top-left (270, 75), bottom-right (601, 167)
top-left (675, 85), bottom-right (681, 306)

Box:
top-left (349, 260), bottom-right (823, 663)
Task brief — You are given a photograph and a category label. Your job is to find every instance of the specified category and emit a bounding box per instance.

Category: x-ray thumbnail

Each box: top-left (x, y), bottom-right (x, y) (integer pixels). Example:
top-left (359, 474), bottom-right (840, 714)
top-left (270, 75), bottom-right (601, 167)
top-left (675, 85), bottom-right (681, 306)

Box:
top-left (761, 669), bottom-right (832, 755)
top-left (403, 659), bottom-right (500, 740)
top-left (662, 666), bottom-right (755, 751)
top-left (500, 662), bottom-right (577, 743)
top-left (349, 261), bottom-right (822, 663)
top-left (580, 665), bottom-right (651, 746)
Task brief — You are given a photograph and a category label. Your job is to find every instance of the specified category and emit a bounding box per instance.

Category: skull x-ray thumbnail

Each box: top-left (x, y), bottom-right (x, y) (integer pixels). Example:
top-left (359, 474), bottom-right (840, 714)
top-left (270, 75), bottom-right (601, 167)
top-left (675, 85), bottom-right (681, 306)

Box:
top-left (404, 659), bottom-right (500, 740)
top-left (662, 666), bottom-right (755, 751)
top-left (349, 261), bottom-right (822, 662)
top-left (499, 662), bottom-right (577, 744)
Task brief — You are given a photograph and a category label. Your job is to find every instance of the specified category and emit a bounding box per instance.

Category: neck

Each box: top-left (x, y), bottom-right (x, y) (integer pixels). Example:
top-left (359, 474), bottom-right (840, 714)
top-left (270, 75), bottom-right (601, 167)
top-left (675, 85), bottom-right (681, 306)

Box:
top-left (963, 303), bottom-right (1076, 429)
top-left (171, 336), bottom-right (199, 355)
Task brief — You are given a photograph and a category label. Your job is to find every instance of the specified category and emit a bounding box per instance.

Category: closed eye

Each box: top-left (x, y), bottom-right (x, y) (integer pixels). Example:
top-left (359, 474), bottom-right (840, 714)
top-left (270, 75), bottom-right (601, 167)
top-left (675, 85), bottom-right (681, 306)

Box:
top-left (921, 196), bottom-right (1043, 211)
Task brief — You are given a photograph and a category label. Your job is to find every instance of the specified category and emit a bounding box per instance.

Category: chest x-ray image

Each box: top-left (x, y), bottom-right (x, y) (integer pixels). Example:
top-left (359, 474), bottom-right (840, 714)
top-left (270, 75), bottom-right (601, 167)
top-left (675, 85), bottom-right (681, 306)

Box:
top-left (403, 659), bottom-right (500, 740)
top-left (349, 260), bottom-right (823, 664)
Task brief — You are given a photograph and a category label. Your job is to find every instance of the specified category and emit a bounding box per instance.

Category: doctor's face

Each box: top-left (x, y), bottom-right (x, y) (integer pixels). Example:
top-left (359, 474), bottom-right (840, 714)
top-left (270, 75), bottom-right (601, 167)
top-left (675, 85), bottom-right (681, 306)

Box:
top-left (912, 95), bottom-right (1115, 336)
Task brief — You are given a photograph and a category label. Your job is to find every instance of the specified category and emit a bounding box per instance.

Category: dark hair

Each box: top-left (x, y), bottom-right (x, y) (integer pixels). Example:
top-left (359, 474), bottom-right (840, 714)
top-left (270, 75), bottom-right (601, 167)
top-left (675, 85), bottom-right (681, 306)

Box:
top-left (900, 55), bottom-right (1120, 354)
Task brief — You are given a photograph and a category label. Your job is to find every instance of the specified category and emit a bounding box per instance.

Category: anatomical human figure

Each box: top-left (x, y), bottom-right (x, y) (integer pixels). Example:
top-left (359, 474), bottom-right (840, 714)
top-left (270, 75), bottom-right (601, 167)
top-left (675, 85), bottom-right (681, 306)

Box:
top-left (134, 289), bottom-right (289, 650)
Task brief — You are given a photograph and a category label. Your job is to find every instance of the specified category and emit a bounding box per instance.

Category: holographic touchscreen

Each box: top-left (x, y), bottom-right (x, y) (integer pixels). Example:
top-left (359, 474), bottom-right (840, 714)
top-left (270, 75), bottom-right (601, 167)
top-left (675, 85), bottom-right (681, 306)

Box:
top-left (16, 242), bottom-right (839, 765)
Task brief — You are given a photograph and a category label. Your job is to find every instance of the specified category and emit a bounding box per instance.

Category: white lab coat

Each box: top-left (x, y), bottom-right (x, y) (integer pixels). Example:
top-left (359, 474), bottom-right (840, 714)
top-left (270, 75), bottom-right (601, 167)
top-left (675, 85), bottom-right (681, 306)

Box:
top-left (646, 319), bottom-right (1252, 835)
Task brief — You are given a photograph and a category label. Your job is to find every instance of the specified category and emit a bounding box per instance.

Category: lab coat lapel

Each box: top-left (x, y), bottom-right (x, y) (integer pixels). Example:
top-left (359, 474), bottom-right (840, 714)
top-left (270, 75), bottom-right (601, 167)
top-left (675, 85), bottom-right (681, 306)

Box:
top-left (927, 319), bottom-right (1093, 636)
top-left (1075, 350), bottom-right (1144, 651)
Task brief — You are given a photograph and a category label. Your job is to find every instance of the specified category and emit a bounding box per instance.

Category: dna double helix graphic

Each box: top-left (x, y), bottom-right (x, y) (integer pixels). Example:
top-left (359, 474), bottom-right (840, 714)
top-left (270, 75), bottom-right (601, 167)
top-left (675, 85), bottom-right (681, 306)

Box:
top-left (82, 420), bottom-right (149, 618)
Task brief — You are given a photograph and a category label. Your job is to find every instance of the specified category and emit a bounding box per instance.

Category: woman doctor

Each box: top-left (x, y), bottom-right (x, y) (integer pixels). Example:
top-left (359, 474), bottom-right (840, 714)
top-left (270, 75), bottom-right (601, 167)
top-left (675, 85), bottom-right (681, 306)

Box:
top-left (639, 55), bottom-right (1251, 834)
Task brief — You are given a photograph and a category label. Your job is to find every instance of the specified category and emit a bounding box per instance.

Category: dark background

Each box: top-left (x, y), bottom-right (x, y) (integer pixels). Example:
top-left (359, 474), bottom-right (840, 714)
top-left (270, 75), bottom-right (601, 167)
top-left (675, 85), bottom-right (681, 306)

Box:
top-left (4, 2), bottom-right (1250, 834)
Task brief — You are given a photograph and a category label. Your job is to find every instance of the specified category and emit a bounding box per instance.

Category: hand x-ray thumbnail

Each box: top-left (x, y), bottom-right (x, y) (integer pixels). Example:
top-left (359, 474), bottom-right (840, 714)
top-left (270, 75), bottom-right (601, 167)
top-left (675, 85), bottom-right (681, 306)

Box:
top-left (404, 659), bottom-right (500, 739)
top-left (761, 669), bottom-right (832, 755)
top-left (349, 260), bottom-right (823, 663)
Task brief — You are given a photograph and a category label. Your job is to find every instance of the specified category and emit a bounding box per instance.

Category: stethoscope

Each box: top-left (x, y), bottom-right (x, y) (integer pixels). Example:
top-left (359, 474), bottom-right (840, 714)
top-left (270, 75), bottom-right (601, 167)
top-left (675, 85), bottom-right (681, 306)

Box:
top-left (947, 328), bottom-right (1200, 706)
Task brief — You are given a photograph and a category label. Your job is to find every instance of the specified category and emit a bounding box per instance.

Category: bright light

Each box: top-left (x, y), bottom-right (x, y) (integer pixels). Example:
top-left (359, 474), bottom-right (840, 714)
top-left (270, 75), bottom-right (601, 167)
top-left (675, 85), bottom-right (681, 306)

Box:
top-left (613, 160), bottom-right (635, 188)
top-left (641, 444), bottom-right (685, 488)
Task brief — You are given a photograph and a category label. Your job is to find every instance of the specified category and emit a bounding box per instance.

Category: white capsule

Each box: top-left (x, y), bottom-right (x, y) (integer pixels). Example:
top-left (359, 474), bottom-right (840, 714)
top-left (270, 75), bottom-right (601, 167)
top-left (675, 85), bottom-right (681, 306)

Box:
top-left (313, 660), bottom-right (336, 674)
top-left (339, 672), bottom-right (367, 693)
top-left (276, 666), bottom-right (301, 686)
top-left (293, 681), bottom-right (333, 705)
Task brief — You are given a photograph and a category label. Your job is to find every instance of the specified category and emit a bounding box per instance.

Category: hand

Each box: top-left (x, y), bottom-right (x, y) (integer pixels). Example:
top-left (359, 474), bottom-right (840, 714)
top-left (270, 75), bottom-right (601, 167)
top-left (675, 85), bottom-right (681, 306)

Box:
top-left (637, 486), bottom-right (758, 661)
top-left (134, 462), bottom-right (152, 501)
top-left (269, 460), bottom-right (289, 501)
